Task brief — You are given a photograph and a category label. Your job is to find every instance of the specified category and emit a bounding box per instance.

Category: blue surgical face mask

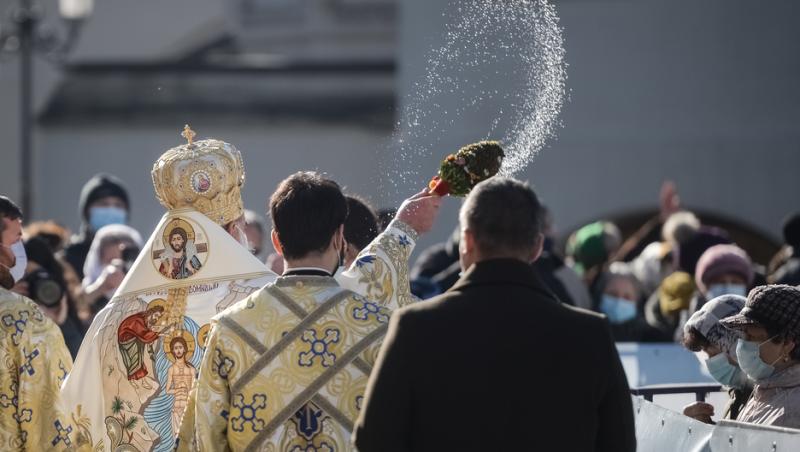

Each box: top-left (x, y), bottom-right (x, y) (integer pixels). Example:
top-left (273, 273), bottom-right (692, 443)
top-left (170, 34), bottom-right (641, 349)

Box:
top-left (600, 295), bottom-right (637, 324)
top-left (705, 353), bottom-right (748, 389)
top-left (707, 283), bottom-right (747, 300)
top-left (736, 337), bottom-right (782, 381)
top-left (89, 206), bottom-right (127, 231)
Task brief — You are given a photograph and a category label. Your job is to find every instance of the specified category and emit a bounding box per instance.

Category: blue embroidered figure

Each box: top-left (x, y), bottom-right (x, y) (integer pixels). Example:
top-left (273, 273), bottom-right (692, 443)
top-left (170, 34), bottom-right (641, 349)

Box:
top-left (57, 360), bottom-right (69, 383)
top-left (213, 348), bottom-right (235, 380)
top-left (298, 328), bottom-right (340, 367)
top-left (398, 235), bottom-right (411, 247)
top-left (19, 348), bottom-right (40, 376)
top-left (231, 394), bottom-right (267, 432)
top-left (355, 255), bottom-right (376, 268)
top-left (352, 299), bottom-right (389, 323)
top-left (292, 403), bottom-right (325, 440)
top-left (51, 420), bottom-right (73, 447)
top-left (2, 311), bottom-right (29, 346)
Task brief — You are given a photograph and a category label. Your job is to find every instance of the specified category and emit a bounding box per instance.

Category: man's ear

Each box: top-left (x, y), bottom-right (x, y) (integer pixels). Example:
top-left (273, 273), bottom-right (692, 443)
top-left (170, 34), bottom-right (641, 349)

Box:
top-left (529, 233), bottom-right (545, 263)
top-left (271, 229), bottom-right (284, 256)
top-left (460, 228), bottom-right (474, 256)
top-left (784, 339), bottom-right (797, 360)
top-left (332, 224), bottom-right (345, 250)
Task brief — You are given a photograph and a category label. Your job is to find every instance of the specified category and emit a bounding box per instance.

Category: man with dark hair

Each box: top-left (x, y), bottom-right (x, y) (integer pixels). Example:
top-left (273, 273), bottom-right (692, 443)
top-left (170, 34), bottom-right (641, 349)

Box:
top-left (0, 195), bottom-right (77, 448)
top-left (354, 177), bottom-right (636, 452)
top-left (179, 171), bottom-right (409, 450)
top-left (342, 196), bottom-right (380, 268)
top-left (268, 172), bottom-right (350, 262)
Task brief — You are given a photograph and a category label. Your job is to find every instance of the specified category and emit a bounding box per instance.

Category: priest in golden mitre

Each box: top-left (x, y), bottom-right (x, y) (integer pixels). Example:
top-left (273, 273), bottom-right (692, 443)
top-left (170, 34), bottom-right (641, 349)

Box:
top-left (61, 127), bottom-right (440, 452)
top-left (0, 196), bottom-right (77, 451)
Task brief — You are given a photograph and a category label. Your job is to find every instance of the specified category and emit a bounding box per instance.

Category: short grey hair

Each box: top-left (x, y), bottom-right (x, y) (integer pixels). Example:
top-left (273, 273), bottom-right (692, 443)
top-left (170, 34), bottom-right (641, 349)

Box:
top-left (662, 211), bottom-right (701, 245)
top-left (459, 177), bottom-right (543, 257)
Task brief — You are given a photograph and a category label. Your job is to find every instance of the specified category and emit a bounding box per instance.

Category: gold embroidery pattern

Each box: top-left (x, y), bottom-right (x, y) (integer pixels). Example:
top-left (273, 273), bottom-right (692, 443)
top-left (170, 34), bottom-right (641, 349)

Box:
top-left (179, 280), bottom-right (391, 451)
top-left (0, 291), bottom-right (76, 451)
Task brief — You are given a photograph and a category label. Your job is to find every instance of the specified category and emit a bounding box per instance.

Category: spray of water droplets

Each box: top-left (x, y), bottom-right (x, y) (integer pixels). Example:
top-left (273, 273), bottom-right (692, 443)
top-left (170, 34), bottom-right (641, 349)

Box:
top-left (383, 0), bottom-right (566, 195)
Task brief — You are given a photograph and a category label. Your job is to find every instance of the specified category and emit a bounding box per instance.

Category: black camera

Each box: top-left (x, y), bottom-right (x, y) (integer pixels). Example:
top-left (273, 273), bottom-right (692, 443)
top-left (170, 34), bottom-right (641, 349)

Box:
top-left (120, 244), bottom-right (140, 274)
top-left (24, 268), bottom-right (64, 308)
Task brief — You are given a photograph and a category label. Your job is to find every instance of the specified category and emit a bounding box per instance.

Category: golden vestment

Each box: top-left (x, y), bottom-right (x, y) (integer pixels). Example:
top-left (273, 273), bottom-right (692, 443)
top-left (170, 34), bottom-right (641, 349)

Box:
top-left (0, 289), bottom-right (75, 451)
top-left (62, 209), bottom-right (417, 452)
top-left (177, 274), bottom-right (392, 452)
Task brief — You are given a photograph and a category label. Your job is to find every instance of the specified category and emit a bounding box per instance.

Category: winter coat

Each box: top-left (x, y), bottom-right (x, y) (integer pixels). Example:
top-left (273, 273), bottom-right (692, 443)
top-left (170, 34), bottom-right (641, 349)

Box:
top-left (737, 363), bottom-right (800, 429)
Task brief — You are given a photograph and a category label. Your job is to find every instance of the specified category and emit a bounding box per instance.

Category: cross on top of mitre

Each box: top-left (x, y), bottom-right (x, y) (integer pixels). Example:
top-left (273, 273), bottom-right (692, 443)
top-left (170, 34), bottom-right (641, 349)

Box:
top-left (181, 124), bottom-right (196, 146)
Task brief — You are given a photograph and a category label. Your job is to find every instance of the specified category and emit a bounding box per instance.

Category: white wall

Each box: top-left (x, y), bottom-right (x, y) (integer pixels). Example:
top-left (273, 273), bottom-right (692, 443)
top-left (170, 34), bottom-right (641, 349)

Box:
top-left (37, 122), bottom-right (390, 242)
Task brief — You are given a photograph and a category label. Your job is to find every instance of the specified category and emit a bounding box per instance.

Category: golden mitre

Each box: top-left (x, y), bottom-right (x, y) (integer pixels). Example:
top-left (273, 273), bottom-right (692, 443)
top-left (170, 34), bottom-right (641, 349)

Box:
top-left (151, 125), bottom-right (245, 226)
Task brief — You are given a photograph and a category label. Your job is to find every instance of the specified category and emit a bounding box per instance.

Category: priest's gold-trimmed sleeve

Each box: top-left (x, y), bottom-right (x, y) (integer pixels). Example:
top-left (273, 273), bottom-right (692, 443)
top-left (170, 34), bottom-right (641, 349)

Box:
top-left (338, 219), bottom-right (419, 310)
top-left (177, 321), bottom-right (231, 452)
top-left (0, 293), bottom-right (76, 451)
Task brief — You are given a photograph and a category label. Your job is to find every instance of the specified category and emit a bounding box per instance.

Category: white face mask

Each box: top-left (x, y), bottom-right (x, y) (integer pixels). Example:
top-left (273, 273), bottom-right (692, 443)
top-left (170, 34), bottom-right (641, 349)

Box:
top-left (7, 241), bottom-right (27, 283)
top-left (707, 283), bottom-right (747, 300)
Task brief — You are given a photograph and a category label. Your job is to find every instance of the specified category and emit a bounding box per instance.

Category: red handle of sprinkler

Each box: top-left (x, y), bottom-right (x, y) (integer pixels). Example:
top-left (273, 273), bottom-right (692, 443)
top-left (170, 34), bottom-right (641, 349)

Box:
top-left (427, 175), bottom-right (450, 196)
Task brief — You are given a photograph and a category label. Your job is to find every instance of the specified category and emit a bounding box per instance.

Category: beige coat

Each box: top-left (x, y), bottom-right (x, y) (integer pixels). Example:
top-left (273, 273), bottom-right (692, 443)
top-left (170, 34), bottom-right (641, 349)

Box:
top-left (738, 363), bottom-right (800, 429)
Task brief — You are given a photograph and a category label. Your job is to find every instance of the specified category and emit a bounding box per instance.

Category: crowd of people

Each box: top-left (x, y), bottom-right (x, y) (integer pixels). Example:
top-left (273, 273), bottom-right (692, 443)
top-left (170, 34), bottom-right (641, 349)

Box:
top-left (0, 130), bottom-right (799, 450)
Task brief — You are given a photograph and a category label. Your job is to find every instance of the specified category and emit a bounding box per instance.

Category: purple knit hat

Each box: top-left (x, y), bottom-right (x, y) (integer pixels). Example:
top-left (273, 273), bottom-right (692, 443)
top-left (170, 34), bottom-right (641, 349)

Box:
top-left (694, 244), bottom-right (754, 293)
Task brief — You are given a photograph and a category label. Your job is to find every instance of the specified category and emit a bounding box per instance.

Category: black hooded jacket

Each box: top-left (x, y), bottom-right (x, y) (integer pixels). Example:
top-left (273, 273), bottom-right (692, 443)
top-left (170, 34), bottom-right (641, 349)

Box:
top-left (63, 174), bottom-right (129, 279)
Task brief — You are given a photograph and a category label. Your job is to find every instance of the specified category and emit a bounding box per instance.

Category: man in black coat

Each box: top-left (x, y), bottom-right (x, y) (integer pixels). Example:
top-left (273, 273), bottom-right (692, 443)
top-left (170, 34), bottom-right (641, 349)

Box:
top-left (353, 177), bottom-right (636, 452)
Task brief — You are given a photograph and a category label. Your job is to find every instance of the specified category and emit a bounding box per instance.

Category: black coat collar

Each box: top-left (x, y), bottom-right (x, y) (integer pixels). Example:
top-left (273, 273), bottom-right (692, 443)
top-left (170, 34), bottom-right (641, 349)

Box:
top-left (448, 258), bottom-right (560, 303)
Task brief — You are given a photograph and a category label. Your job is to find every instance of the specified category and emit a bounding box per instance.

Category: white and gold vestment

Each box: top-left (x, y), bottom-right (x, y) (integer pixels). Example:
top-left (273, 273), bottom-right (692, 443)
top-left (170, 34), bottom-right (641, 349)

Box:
top-left (61, 128), bottom-right (419, 452)
top-left (0, 289), bottom-right (75, 451)
top-left (177, 275), bottom-right (391, 451)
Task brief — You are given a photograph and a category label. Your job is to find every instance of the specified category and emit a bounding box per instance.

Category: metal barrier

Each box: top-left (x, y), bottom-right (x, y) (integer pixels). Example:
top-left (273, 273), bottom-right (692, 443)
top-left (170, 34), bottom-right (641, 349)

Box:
top-left (630, 383), bottom-right (722, 402)
top-left (630, 387), bottom-right (800, 451)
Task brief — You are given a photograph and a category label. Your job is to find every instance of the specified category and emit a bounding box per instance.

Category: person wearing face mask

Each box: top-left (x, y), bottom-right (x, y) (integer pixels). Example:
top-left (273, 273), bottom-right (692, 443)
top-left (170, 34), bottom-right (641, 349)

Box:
top-left (595, 266), bottom-right (670, 342)
top-left (13, 237), bottom-right (86, 358)
top-left (63, 128), bottom-right (441, 451)
top-left (681, 294), bottom-right (752, 423)
top-left (64, 173), bottom-right (131, 281)
top-left (177, 171), bottom-right (401, 451)
top-left (694, 244), bottom-right (754, 304)
top-left (719, 285), bottom-right (800, 429)
top-left (0, 196), bottom-right (79, 448)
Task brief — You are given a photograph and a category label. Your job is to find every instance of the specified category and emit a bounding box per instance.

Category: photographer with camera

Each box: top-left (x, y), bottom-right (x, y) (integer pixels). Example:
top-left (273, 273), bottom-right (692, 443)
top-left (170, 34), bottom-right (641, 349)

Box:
top-left (13, 237), bottom-right (86, 358)
top-left (78, 224), bottom-right (142, 325)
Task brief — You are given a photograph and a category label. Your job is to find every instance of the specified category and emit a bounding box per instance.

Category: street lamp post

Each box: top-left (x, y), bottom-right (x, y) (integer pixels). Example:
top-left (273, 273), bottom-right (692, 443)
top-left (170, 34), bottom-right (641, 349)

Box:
top-left (18, 0), bottom-right (34, 220)
top-left (1, 0), bottom-right (92, 217)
